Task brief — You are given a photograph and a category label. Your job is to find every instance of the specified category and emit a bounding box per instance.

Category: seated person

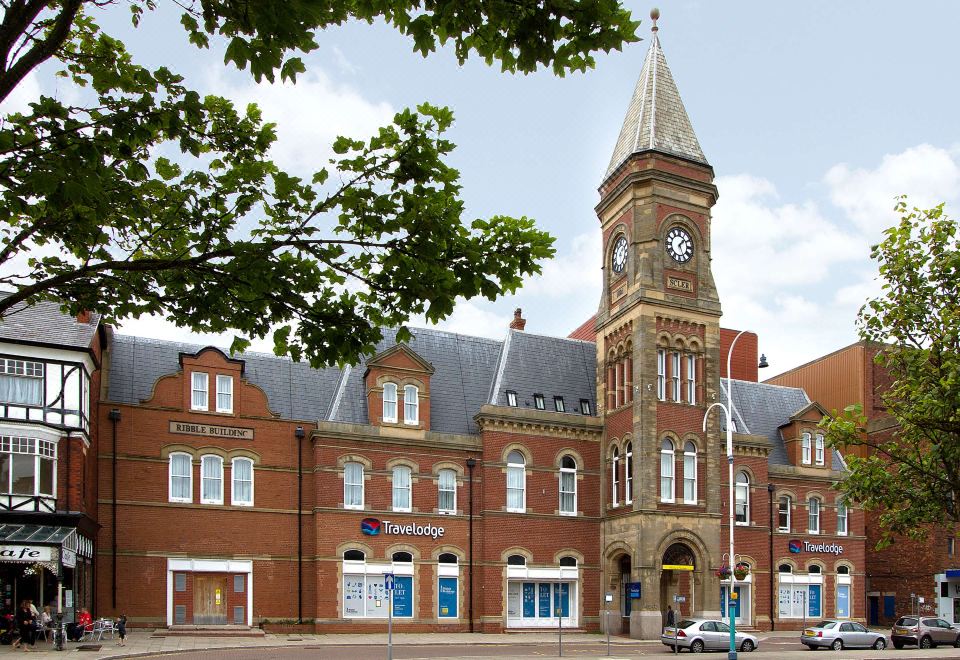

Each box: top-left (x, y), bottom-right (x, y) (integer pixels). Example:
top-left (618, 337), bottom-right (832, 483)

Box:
top-left (67, 608), bottom-right (92, 642)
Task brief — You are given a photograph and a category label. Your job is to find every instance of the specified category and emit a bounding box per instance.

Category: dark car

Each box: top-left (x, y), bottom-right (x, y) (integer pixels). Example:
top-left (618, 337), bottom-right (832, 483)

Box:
top-left (891, 616), bottom-right (960, 649)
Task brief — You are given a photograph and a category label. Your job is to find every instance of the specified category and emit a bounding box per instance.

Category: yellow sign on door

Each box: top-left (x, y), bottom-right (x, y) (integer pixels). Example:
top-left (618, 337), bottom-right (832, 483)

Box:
top-left (662, 564), bottom-right (695, 571)
top-left (215, 588), bottom-right (222, 605)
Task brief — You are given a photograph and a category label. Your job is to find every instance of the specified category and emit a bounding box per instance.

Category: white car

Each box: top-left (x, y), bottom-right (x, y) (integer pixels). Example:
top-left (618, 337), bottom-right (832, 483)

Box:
top-left (661, 618), bottom-right (759, 653)
top-left (801, 619), bottom-right (887, 650)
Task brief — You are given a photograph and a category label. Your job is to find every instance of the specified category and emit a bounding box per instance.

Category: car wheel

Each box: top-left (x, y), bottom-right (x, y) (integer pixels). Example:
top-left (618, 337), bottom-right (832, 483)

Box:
top-left (893, 641), bottom-right (904, 649)
top-left (691, 639), bottom-right (704, 653)
top-left (873, 638), bottom-right (886, 650)
top-left (954, 635), bottom-right (960, 649)
top-left (919, 635), bottom-right (932, 649)
top-left (741, 639), bottom-right (755, 652)
top-left (831, 638), bottom-right (843, 651)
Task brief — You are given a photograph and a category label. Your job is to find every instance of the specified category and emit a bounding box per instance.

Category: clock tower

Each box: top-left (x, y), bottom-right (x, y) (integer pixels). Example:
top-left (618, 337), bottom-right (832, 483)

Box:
top-left (597, 10), bottom-right (724, 639)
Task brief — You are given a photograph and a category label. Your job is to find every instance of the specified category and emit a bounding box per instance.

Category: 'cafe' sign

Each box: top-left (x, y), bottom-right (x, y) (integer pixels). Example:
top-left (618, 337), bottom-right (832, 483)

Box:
top-left (0, 545), bottom-right (53, 562)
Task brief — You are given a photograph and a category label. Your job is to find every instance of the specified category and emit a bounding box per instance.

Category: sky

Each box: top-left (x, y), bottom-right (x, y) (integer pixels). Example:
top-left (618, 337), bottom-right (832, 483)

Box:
top-left (7, 1), bottom-right (960, 377)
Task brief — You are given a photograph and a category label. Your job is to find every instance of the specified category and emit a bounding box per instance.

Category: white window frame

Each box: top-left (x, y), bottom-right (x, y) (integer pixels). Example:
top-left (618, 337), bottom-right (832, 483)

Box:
top-left (735, 471), bottom-right (750, 525)
top-left (611, 447), bottom-right (620, 507)
top-left (624, 441), bottom-right (633, 505)
top-left (382, 383), bottom-right (398, 423)
top-left (836, 500), bottom-right (848, 536)
top-left (231, 457), bottom-right (254, 506)
top-left (660, 439), bottom-right (675, 503)
top-left (801, 432), bottom-right (811, 464)
top-left (344, 462), bottom-right (364, 509)
top-left (778, 495), bottom-right (791, 532)
top-left (686, 355), bottom-right (696, 404)
top-left (533, 394), bottom-right (545, 410)
top-left (392, 465), bottom-right (412, 512)
top-left (191, 372), bottom-right (209, 411)
top-left (683, 441), bottom-right (697, 504)
top-left (657, 349), bottom-right (666, 401)
top-left (580, 399), bottom-right (591, 415)
top-left (403, 385), bottom-right (419, 425)
top-left (0, 436), bottom-right (57, 498)
top-left (506, 391), bottom-right (518, 407)
top-left (554, 396), bottom-right (565, 413)
top-left (670, 351), bottom-right (681, 401)
top-left (815, 433), bottom-right (825, 466)
top-left (559, 456), bottom-right (577, 516)
top-left (808, 497), bottom-right (821, 534)
top-left (216, 374), bottom-right (233, 413)
top-left (168, 452), bottom-right (193, 503)
top-left (506, 450), bottom-right (526, 513)
top-left (438, 469), bottom-right (456, 514)
top-left (0, 359), bottom-right (44, 406)
top-left (200, 455), bottom-right (223, 505)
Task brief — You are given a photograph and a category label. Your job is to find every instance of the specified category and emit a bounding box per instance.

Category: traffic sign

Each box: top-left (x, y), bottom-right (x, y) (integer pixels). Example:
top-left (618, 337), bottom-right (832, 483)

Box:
top-left (384, 573), bottom-right (395, 591)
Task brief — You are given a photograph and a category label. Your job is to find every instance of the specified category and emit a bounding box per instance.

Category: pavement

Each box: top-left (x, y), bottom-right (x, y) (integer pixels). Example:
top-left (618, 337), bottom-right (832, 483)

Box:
top-left (0, 628), bottom-right (947, 659)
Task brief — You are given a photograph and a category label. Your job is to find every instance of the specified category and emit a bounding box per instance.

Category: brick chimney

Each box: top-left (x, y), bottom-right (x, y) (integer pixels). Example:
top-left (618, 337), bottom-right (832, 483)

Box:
top-left (509, 308), bottom-right (526, 331)
top-left (76, 310), bottom-right (91, 324)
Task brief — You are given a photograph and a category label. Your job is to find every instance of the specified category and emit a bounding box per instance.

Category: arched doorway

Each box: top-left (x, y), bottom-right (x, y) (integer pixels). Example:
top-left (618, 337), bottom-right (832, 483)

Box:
top-left (660, 542), bottom-right (696, 625)
top-left (618, 554), bottom-right (632, 628)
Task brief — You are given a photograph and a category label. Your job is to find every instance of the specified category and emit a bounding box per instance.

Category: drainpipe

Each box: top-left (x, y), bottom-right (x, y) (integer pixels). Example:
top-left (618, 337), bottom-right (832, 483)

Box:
top-left (767, 482), bottom-right (775, 631)
top-left (109, 408), bottom-right (121, 609)
top-left (296, 426), bottom-right (305, 625)
top-left (466, 457), bottom-right (477, 633)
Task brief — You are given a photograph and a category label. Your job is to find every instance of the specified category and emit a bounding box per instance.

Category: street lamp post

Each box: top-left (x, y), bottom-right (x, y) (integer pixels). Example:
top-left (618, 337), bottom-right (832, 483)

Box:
top-left (703, 329), bottom-right (755, 660)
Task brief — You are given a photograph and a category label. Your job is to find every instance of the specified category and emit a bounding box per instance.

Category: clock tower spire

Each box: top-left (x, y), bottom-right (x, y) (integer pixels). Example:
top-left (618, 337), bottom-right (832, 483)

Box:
top-left (597, 9), bottom-right (724, 640)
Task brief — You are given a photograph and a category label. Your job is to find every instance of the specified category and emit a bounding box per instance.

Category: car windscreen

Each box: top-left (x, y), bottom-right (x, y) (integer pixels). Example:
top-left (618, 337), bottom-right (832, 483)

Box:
top-left (814, 621), bottom-right (837, 629)
top-left (897, 617), bottom-right (918, 627)
top-left (676, 620), bottom-right (697, 629)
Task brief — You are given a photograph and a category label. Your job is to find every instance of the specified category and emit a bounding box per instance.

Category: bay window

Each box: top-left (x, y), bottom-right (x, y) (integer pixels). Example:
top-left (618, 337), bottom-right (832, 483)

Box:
top-left (0, 436), bottom-right (56, 497)
top-left (0, 359), bottom-right (43, 406)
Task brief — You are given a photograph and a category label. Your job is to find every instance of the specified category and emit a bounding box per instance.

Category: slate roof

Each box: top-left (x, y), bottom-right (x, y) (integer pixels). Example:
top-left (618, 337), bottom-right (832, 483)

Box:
top-left (107, 327), bottom-right (598, 435)
top-left (721, 379), bottom-right (844, 471)
top-left (605, 25), bottom-right (708, 180)
top-left (489, 330), bottom-right (597, 414)
top-left (0, 292), bottom-right (100, 350)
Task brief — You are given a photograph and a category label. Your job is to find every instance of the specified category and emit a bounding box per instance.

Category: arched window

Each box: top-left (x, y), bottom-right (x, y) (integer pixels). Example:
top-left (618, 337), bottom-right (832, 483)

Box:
top-left (624, 442), bottom-right (633, 505)
top-left (437, 468), bottom-right (456, 514)
top-left (559, 556), bottom-right (577, 567)
top-left (801, 431), bottom-right (812, 464)
top-left (815, 433), bottom-right (825, 465)
top-left (660, 439), bottom-right (675, 503)
top-left (808, 565), bottom-right (822, 574)
top-left (611, 447), bottom-right (620, 506)
top-left (686, 354), bottom-right (697, 404)
top-left (200, 455), bottom-right (223, 505)
top-left (837, 565), bottom-right (850, 575)
top-left (683, 441), bottom-right (697, 504)
top-left (507, 554), bottom-right (526, 566)
top-left (392, 465), bottom-right (412, 512)
top-left (169, 453), bottom-right (192, 503)
top-left (506, 450), bottom-right (526, 513)
top-left (735, 471), bottom-right (750, 524)
top-left (778, 564), bottom-right (792, 573)
top-left (404, 385), bottom-right (419, 424)
top-left (559, 456), bottom-right (577, 515)
top-left (231, 457), bottom-right (254, 506)
top-left (657, 349), bottom-right (666, 400)
top-left (343, 549), bottom-right (365, 562)
top-left (808, 497), bottom-right (821, 533)
top-left (382, 383), bottom-right (398, 423)
top-left (778, 495), bottom-right (791, 532)
top-left (438, 553), bottom-right (458, 564)
top-left (344, 461), bottom-right (364, 509)
top-left (392, 551), bottom-right (413, 563)
top-left (837, 500), bottom-right (848, 536)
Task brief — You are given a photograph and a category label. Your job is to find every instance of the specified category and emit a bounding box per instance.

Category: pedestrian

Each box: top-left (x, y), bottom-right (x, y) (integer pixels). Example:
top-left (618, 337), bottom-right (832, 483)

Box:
top-left (666, 604), bottom-right (675, 628)
top-left (116, 614), bottom-right (127, 647)
top-left (13, 600), bottom-right (34, 651)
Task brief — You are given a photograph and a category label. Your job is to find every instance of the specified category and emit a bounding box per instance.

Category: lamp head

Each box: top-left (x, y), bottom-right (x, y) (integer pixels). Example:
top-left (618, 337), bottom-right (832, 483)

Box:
top-left (758, 354), bottom-right (769, 369)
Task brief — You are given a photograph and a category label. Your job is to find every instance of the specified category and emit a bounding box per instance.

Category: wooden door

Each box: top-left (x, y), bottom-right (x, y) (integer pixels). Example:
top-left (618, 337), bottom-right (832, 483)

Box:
top-left (193, 575), bottom-right (228, 625)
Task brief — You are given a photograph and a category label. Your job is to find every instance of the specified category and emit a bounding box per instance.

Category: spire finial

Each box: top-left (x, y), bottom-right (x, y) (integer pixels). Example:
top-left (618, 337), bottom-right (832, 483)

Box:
top-left (650, 7), bottom-right (660, 32)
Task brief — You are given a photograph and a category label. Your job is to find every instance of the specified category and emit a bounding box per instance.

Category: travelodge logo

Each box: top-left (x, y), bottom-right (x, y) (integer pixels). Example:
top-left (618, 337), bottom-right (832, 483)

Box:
top-left (788, 539), bottom-right (844, 555)
top-left (361, 518), bottom-right (382, 536)
top-left (788, 540), bottom-right (802, 554)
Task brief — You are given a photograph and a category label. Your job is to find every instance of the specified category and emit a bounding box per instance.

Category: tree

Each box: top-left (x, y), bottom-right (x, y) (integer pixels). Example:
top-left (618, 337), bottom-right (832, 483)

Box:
top-left (0, 1), bottom-right (640, 366)
top-left (822, 198), bottom-right (960, 545)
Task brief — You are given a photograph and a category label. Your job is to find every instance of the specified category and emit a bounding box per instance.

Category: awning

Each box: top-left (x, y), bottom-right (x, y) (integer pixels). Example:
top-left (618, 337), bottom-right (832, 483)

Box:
top-left (0, 524), bottom-right (88, 574)
top-left (0, 524), bottom-right (75, 545)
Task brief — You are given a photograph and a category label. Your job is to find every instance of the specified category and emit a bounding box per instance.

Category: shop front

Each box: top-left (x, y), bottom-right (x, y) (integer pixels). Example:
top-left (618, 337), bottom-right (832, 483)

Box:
top-left (505, 560), bottom-right (578, 628)
top-left (0, 524), bottom-right (94, 619)
top-left (935, 570), bottom-right (960, 624)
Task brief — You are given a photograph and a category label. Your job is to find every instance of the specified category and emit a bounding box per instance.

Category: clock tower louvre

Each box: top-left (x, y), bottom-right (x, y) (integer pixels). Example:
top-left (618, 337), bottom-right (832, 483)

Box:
top-left (597, 12), bottom-right (725, 640)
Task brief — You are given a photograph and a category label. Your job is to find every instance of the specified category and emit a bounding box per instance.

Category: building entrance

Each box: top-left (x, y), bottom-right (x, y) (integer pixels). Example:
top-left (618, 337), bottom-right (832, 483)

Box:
top-left (660, 543), bottom-right (696, 625)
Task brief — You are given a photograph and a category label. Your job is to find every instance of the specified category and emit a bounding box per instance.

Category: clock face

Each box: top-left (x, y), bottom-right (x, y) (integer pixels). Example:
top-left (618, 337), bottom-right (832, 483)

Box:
top-left (611, 236), bottom-right (628, 273)
top-left (666, 227), bottom-right (694, 263)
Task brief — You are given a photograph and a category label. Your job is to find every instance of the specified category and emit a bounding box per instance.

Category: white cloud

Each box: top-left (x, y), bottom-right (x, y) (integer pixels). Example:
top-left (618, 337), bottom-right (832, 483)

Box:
top-left (205, 66), bottom-right (394, 175)
top-left (415, 301), bottom-right (511, 340)
top-left (824, 144), bottom-right (960, 238)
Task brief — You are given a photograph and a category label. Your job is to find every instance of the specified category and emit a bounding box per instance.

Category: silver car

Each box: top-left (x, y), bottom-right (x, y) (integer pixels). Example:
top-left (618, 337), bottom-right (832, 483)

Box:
top-left (801, 619), bottom-right (887, 650)
top-left (661, 618), bottom-right (759, 653)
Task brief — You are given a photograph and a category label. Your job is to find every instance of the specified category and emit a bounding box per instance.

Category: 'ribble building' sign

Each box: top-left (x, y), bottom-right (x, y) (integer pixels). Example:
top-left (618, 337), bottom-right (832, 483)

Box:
top-left (361, 517), bottom-right (445, 540)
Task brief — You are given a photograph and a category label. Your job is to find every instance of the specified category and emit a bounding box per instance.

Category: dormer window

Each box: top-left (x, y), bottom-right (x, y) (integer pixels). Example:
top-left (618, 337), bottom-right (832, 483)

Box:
top-left (580, 399), bottom-right (591, 415)
top-left (815, 433), bottom-right (825, 465)
top-left (553, 396), bottom-right (565, 413)
top-left (801, 432), bottom-right (812, 465)
top-left (533, 394), bottom-right (544, 410)
top-left (191, 372), bottom-right (208, 411)
top-left (404, 385), bottom-right (419, 424)
top-left (216, 375), bottom-right (233, 413)
top-left (506, 391), bottom-right (518, 407)
top-left (0, 359), bottom-right (43, 406)
top-left (382, 383), bottom-right (398, 423)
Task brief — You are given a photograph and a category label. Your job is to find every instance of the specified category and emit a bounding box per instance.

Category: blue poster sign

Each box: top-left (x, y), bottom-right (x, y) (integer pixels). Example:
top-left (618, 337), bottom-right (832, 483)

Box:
top-left (836, 585), bottom-right (849, 618)
top-left (393, 576), bottom-right (412, 617)
top-left (555, 583), bottom-right (570, 617)
top-left (438, 578), bottom-right (458, 618)
top-left (538, 583), bottom-right (552, 617)
top-left (627, 582), bottom-right (641, 599)
top-left (721, 586), bottom-right (741, 617)
top-left (522, 583), bottom-right (535, 617)
top-left (808, 584), bottom-right (821, 618)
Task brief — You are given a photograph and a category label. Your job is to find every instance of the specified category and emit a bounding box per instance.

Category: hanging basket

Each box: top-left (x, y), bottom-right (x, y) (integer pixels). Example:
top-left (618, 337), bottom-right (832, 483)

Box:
top-left (733, 562), bottom-right (750, 580)
top-left (715, 565), bottom-right (731, 579)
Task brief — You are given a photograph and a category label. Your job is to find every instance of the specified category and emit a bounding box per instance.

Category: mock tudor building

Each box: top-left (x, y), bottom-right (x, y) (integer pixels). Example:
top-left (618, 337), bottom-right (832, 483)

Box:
top-left (0, 18), bottom-right (868, 636)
